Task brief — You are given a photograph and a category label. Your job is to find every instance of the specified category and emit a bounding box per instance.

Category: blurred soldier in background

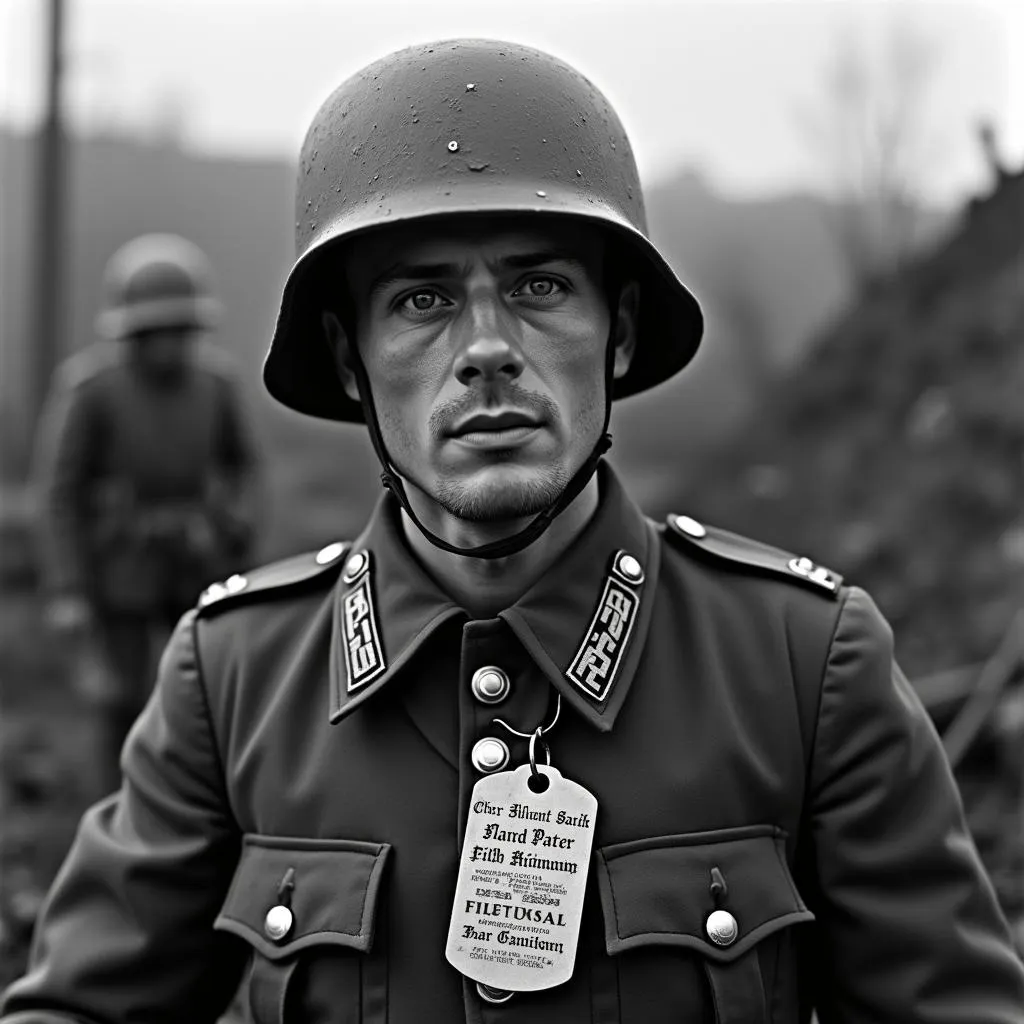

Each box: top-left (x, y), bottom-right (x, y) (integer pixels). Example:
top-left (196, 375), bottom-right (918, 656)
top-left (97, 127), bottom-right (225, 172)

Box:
top-left (32, 233), bottom-right (261, 797)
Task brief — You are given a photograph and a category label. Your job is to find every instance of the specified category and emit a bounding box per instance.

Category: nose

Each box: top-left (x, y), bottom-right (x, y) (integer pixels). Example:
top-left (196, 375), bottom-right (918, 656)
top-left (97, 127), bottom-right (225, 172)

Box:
top-left (452, 296), bottom-right (524, 386)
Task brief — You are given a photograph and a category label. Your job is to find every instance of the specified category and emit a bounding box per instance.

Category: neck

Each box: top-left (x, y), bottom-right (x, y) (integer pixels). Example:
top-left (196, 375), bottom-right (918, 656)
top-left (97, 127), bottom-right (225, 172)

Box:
top-left (400, 475), bottom-right (601, 618)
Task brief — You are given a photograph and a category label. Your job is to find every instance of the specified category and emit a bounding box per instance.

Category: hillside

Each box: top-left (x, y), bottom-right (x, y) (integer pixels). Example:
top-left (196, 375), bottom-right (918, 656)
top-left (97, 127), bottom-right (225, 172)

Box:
top-left (680, 171), bottom-right (1024, 679)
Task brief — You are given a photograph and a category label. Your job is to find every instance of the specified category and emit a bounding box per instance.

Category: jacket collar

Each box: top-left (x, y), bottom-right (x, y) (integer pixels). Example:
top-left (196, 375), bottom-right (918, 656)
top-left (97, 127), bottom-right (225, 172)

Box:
top-left (329, 462), bottom-right (659, 732)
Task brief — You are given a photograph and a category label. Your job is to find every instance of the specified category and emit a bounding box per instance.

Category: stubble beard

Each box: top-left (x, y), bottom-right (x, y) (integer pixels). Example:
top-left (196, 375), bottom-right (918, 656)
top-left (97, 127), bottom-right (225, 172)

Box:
top-left (432, 461), bottom-right (571, 522)
top-left (379, 379), bottom-right (602, 524)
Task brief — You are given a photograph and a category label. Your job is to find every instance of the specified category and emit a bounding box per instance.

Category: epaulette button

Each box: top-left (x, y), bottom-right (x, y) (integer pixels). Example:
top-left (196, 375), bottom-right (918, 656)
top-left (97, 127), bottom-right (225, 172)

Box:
top-left (788, 556), bottom-right (839, 592)
top-left (316, 541), bottom-right (346, 565)
top-left (224, 573), bottom-right (247, 594)
top-left (199, 581), bottom-right (227, 606)
top-left (673, 514), bottom-right (707, 539)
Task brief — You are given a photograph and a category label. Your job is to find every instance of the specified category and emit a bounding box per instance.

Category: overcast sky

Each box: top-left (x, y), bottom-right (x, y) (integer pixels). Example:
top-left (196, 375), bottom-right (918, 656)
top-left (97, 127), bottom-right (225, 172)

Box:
top-left (2, 0), bottom-right (1020, 204)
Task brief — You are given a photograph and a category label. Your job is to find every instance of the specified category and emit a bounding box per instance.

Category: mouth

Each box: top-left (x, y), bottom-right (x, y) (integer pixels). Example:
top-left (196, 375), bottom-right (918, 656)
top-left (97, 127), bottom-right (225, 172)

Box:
top-left (449, 410), bottom-right (543, 448)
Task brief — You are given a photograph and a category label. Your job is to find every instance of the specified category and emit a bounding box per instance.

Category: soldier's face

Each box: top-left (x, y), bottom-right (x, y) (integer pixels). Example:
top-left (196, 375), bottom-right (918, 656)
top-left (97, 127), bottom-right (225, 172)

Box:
top-left (327, 217), bottom-right (637, 522)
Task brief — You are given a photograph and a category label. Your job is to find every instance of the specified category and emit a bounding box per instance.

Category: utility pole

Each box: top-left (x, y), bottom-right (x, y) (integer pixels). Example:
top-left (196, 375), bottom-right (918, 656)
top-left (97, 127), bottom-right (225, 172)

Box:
top-left (28, 0), bottom-right (67, 464)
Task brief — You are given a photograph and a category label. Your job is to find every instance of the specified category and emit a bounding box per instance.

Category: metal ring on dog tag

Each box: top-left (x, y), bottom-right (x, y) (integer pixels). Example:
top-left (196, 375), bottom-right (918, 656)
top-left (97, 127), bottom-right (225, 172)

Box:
top-left (446, 762), bottom-right (598, 992)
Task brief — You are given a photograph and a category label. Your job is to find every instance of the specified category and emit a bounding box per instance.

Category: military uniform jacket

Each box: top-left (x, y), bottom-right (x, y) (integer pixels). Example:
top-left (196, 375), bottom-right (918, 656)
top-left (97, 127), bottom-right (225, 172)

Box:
top-left (4, 466), bottom-right (1023, 1024)
top-left (32, 341), bottom-right (260, 611)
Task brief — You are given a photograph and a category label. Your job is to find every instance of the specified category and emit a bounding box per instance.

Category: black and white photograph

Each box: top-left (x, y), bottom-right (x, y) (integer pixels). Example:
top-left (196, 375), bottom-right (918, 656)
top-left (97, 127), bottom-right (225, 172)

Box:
top-left (1, 1), bottom-right (1022, 1020)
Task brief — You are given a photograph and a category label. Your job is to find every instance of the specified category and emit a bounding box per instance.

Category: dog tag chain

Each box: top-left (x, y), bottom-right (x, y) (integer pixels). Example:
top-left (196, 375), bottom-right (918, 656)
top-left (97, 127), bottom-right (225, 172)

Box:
top-left (446, 727), bottom-right (599, 992)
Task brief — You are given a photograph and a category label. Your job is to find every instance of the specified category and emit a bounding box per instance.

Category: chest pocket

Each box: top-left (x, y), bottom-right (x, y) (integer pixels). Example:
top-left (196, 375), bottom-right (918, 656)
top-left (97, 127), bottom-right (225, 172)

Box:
top-left (214, 835), bottom-right (391, 1024)
top-left (595, 825), bottom-right (814, 1024)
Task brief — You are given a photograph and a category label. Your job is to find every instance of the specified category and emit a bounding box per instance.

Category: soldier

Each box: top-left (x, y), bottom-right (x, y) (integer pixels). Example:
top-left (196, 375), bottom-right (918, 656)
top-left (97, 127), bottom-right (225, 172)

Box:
top-left (3, 40), bottom-right (1023, 1024)
top-left (31, 233), bottom-right (261, 797)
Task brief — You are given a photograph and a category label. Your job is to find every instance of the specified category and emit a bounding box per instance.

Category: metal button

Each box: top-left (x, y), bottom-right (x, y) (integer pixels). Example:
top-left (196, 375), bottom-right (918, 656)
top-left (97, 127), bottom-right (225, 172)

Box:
top-left (471, 737), bottom-right (510, 774)
top-left (614, 551), bottom-right (644, 584)
top-left (341, 550), bottom-right (368, 583)
top-left (674, 514), bottom-right (707, 539)
top-left (224, 573), bottom-right (248, 594)
top-left (471, 666), bottom-right (510, 705)
top-left (316, 541), bottom-right (345, 565)
top-left (200, 581), bottom-right (227, 606)
top-left (264, 904), bottom-right (294, 942)
top-left (788, 556), bottom-right (837, 591)
top-left (705, 909), bottom-right (738, 947)
top-left (476, 983), bottom-right (514, 1004)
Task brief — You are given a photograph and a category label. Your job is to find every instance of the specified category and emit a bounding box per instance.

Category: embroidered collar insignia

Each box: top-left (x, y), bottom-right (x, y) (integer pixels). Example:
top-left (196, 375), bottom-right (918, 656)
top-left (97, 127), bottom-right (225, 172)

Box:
top-left (339, 549), bottom-right (387, 693)
top-left (565, 550), bottom-right (644, 703)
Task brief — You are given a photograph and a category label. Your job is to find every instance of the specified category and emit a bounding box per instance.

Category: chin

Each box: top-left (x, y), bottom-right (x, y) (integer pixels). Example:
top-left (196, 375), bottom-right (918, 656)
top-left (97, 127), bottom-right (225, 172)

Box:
top-left (432, 463), bottom-right (569, 523)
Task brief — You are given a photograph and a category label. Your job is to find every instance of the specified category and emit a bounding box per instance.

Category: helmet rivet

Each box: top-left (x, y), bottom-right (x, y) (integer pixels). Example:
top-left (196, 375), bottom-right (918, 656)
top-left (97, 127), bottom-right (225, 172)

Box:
top-left (447, 140), bottom-right (459, 152)
top-left (466, 83), bottom-right (476, 91)
top-left (536, 190), bottom-right (547, 198)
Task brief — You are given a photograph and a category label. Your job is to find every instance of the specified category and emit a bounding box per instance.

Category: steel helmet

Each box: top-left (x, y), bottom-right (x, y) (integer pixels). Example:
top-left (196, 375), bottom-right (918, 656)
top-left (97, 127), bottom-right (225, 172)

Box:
top-left (264, 38), bottom-right (703, 421)
top-left (97, 233), bottom-right (220, 340)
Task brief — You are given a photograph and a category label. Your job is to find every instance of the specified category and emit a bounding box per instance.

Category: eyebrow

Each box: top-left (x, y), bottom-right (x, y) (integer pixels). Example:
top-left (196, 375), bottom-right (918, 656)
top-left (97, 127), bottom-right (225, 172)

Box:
top-left (368, 261), bottom-right (464, 297)
top-left (368, 250), bottom-right (586, 297)
top-left (499, 250), bottom-right (586, 271)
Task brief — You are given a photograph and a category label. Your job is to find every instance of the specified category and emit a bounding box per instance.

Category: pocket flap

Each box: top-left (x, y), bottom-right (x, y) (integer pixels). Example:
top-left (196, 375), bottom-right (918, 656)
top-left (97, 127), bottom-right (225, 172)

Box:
top-left (214, 835), bottom-right (391, 961)
top-left (596, 825), bottom-right (812, 963)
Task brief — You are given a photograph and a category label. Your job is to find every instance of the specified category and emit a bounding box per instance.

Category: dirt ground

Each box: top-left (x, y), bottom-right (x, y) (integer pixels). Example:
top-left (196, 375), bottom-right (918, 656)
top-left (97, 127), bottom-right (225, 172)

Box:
top-left (0, 582), bottom-right (96, 988)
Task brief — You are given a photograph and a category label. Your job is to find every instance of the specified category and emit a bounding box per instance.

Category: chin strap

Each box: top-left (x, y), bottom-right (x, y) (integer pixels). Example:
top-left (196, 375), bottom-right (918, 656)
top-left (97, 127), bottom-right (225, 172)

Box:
top-left (350, 322), bottom-right (616, 561)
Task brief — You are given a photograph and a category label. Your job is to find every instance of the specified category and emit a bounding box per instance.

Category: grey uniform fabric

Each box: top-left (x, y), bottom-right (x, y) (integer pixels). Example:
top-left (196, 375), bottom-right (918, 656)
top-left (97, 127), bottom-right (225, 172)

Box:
top-left (3, 465), bottom-right (1022, 1023)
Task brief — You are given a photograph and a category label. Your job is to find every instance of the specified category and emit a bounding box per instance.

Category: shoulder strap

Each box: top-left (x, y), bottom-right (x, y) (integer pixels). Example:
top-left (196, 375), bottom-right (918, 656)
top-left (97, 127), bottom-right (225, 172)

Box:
top-left (664, 513), bottom-right (843, 599)
top-left (196, 541), bottom-right (350, 616)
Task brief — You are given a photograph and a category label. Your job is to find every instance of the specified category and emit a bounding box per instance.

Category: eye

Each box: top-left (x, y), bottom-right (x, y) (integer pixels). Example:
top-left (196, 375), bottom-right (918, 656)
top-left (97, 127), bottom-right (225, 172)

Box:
top-left (514, 275), bottom-right (565, 299)
top-left (398, 289), bottom-right (450, 314)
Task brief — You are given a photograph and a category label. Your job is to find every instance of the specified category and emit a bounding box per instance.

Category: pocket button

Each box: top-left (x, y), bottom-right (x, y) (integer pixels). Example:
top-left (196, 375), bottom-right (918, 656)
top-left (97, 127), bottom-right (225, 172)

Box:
top-left (264, 904), bottom-right (294, 942)
top-left (705, 909), bottom-right (739, 947)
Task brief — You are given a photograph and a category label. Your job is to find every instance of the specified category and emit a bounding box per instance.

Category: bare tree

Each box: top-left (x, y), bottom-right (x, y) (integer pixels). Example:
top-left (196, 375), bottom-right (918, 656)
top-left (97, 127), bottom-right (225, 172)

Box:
top-left (798, 22), bottom-right (940, 287)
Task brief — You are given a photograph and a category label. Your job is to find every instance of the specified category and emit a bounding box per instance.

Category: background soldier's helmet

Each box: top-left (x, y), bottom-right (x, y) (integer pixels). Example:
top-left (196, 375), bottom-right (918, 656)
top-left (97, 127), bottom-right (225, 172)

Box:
top-left (263, 38), bottom-right (704, 422)
top-left (96, 233), bottom-right (221, 340)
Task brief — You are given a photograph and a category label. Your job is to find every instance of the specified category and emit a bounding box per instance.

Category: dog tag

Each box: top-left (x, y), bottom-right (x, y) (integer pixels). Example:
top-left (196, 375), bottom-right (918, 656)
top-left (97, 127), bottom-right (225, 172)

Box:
top-left (446, 763), bottom-right (598, 992)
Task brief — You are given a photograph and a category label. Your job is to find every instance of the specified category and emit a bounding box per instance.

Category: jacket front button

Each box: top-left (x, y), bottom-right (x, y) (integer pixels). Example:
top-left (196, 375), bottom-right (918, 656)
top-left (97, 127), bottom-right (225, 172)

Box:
top-left (477, 983), bottom-right (514, 1004)
top-left (471, 737), bottom-right (510, 773)
top-left (705, 909), bottom-right (738, 947)
top-left (471, 666), bottom-right (510, 705)
top-left (264, 905), bottom-right (294, 942)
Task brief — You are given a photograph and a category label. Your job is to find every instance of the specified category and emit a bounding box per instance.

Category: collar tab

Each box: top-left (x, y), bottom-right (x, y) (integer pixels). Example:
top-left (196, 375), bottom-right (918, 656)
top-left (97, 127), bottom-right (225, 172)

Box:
top-left (565, 548), bottom-right (645, 704)
top-left (328, 517), bottom-right (465, 724)
top-left (337, 549), bottom-right (388, 695)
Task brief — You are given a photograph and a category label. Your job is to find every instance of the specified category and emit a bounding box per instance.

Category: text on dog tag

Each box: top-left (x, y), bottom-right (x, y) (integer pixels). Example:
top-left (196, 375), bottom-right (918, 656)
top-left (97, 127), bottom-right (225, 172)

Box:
top-left (446, 763), bottom-right (598, 992)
